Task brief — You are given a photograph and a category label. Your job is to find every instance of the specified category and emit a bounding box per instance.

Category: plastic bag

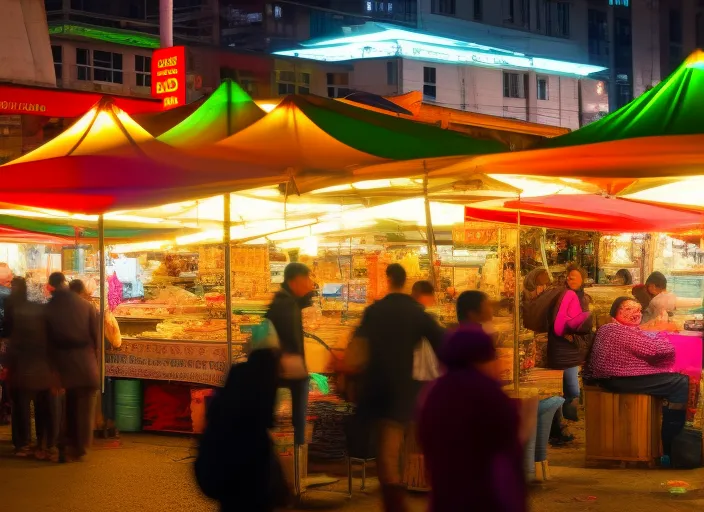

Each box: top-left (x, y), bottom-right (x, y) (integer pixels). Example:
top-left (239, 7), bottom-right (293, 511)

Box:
top-left (413, 339), bottom-right (439, 381)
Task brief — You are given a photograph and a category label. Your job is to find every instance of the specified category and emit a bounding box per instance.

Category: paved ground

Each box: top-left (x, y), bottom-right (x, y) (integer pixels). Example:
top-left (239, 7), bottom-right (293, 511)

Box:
top-left (2, 424), bottom-right (704, 511)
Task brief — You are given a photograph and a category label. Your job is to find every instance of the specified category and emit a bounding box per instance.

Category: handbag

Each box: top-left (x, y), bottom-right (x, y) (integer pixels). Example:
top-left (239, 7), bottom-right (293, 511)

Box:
top-left (413, 339), bottom-right (439, 381)
top-left (251, 319), bottom-right (308, 380)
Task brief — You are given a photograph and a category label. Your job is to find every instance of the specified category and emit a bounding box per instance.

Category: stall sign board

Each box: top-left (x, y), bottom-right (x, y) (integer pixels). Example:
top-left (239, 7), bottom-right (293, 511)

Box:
top-left (151, 46), bottom-right (187, 110)
top-left (106, 339), bottom-right (228, 387)
top-left (452, 223), bottom-right (498, 246)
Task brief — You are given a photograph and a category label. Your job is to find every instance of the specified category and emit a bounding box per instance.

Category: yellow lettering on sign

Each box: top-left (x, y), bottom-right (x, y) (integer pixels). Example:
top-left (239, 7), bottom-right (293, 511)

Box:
top-left (155, 78), bottom-right (179, 95)
top-left (0, 100), bottom-right (47, 113)
top-left (163, 96), bottom-right (180, 107)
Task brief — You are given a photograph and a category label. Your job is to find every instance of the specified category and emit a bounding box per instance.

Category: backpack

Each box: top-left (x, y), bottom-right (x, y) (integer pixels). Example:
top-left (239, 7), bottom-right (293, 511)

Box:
top-left (522, 287), bottom-right (562, 333)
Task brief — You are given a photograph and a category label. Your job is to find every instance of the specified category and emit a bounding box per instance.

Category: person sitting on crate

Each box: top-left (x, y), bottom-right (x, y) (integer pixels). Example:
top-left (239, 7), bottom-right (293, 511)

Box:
top-left (584, 297), bottom-right (689, 465)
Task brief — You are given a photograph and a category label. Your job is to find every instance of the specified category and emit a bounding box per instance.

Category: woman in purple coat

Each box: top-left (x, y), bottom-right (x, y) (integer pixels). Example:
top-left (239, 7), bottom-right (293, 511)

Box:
top-left (418, 327), bottom-right (526, 512)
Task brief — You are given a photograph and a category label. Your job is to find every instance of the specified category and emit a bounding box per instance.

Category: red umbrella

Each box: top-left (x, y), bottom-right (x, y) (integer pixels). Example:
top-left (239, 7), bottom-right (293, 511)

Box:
top-left (464, 195), bottom-right (704, 233)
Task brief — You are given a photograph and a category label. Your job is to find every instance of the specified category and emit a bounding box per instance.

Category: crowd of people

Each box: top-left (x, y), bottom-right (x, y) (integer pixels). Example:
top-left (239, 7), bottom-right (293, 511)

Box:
top-left (0, 270), bottom-right (109, 463)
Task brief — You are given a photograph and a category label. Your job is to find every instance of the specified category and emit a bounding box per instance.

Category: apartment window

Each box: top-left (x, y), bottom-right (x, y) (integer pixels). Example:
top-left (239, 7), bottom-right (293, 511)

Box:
top-left (51, 45), bottom-right (62, 82)
top-left (556, 2), bottom-right (570, 37)
top-left (327, 72), bottom-right (350, 98)
top-left (276, 70), bottom-right (310, 95)
top-left (76, 48), bottom-right (91, 81)
top-left (299, 72), bottom-right (311, 95)
top-left (669, 9), bottom-right (683, 72)
top-left (431, 0), bottom-right (455, 16)
top-left (474, 0), bottom-right (482, 21)
top-left (503, 0), bottom-right (529, 28)
top-left (588, 9), bottom-right (609, 57)
top-left (545, 1), bottom-right (570, 38)
top-left (503, 72), bottom-right (525, 99)
top-left (537, 76), bottom-right (549, 100)
top-left (423, 66), bottom-right (436, 100)
top-left (135, 55), bottom-right (151, 87)
top-left (387, 61), bottom-right (398, 86)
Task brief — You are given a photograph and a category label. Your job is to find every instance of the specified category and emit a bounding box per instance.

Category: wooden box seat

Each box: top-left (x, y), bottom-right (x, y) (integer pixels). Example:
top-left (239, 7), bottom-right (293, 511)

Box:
top-left (584, 386), bottom-right (662, 466)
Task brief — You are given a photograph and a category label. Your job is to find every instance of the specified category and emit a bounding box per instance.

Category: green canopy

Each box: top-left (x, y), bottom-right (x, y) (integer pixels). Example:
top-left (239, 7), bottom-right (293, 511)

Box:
top-left (545, 50), bottom-right (704, 148)
top-left (0, 215), bottom-right (189, 241)
top-left (158, 80), bottom-right (265, 148)
top-left (293, 95), bottom-right (507, 159)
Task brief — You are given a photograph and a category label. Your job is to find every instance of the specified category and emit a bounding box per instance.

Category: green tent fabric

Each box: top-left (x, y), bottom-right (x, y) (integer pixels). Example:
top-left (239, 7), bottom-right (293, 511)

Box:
top-left (158, 80), bottom-right (265, 148)
top-left (545, 50), bottom-right (704, 148)
top-left (0, 215), bottom-right (187, 241)
top-left (294, 95), bottom-right (507, 159)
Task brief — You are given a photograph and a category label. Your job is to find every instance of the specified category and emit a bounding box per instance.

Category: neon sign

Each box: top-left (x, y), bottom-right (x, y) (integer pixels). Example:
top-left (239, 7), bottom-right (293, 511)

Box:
top-left (151, 46), bottom-right (187, 110)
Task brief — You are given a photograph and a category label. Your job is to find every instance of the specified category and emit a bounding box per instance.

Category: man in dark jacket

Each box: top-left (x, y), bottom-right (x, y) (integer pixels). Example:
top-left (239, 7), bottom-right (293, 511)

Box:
top-left (356, 264), bottom-right (445, 511)
top-left (264, 262), bottom-right (313, 493)
top-left (45, 272), bottom-right (100, 462)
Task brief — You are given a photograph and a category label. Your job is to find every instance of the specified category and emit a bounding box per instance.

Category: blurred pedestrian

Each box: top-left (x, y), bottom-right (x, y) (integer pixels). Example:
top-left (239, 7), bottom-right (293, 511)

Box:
top-left (264, 262), bottom-right (314, 493)
top-left (419, 327), bottom-right (526, 512)
top-left (4, 277), bottom-right (60, 461)
top-left (45, 272), bottom-right (100, 462)
top-left (456, 290), bottom-right (498, 342)
top-left (0, 263), bottom-right (13, 426)
top-left (356, 264), bottom-right (445, 511)
top-left (70, 279), bottom-right (122, 439)
top-left (195, 348), bottom-right (289, 511)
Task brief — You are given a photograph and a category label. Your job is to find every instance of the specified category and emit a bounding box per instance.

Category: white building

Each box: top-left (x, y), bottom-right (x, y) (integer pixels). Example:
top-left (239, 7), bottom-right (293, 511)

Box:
top-left (274, 23), bottom-right (608, 130)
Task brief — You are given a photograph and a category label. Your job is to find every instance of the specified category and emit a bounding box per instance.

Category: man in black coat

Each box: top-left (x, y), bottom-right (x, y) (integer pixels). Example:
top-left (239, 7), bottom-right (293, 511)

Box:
top-left (45, 272), bottom-right (100, 462)
top-left (356, 264), bottom-right (445, 511)
top-left (264, 262), bottom-right (314, 494)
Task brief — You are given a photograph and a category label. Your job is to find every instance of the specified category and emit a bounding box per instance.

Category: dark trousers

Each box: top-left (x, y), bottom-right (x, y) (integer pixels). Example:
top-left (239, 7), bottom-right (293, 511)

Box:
top-left (63, 387), bottom-right (96, 457)
top-left (599, 373), bottom-right (689, 456)
top-left (10, 388), bottom-right (60, 450)
top-left (280, 377), bottom-right (309, 446)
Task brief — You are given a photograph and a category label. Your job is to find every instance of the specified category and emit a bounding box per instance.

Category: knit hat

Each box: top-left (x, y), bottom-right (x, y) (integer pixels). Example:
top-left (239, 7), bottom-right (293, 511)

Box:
top-left (440, 325), bottom-right (496, 370)
top-left (610, 296), bottom-right (635, 318)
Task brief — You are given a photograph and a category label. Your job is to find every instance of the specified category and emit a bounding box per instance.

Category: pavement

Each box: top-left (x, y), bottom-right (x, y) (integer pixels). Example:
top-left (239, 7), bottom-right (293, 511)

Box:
top-left (2, 423), bottom-right (704, 511)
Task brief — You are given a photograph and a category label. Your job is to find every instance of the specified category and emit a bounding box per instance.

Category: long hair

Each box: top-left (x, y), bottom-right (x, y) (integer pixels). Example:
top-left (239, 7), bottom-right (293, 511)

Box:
top-left (10, 276), bottom-right (28, 304)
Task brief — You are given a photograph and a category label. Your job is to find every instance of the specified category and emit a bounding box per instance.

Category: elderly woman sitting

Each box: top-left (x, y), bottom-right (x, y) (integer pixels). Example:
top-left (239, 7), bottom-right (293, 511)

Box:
top-left (584, 297), bottom-right (689, 460)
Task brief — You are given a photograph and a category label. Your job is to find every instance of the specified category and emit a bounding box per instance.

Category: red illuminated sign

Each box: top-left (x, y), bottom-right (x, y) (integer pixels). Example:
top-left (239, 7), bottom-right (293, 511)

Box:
top-left (0, 84), bottom-right (162, 117)
top-left (152, 46), bottom-right (187, 110)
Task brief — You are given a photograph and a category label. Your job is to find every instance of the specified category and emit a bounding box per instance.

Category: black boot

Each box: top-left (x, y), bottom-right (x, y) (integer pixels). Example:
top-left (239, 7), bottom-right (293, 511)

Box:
top-left (562, 397), bottom-right (579, 422)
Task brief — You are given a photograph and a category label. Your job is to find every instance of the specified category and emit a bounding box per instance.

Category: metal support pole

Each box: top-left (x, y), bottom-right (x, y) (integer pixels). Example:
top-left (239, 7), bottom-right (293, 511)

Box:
top-left (159, 0), bottom-right (173, 48)
top-left (513, 202), bottom-right (521, 394)
top-left (98, 214), bottom-right (106, 394)
top-left (423, 172), bottom-right (437, 288)
top-left (224, 194), bottom-right (233, 368)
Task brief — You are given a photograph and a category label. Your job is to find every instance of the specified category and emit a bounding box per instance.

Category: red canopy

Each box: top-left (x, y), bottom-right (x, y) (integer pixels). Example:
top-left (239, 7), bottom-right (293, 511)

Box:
top-left (464, 195), bottom-right (704, 233)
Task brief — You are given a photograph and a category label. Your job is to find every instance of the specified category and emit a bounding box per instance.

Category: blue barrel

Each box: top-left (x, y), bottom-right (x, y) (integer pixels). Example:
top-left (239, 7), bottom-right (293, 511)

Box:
top-left (114, 379), bottom-right (143, 432)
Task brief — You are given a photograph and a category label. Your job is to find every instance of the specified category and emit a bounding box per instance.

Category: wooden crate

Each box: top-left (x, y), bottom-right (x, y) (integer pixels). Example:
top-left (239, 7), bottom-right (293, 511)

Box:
top-left (584, 386), bottom-right (662, 465)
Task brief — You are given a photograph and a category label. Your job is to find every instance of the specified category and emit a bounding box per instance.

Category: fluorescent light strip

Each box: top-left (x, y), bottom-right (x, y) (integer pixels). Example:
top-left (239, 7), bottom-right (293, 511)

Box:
top-left (275, 26), bottom-right (606, 76)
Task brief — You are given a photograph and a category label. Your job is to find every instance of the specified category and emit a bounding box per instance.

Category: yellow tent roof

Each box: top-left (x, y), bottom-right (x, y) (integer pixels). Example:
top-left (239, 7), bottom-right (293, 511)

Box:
top-left (6, 98), bottom-right (153, 165)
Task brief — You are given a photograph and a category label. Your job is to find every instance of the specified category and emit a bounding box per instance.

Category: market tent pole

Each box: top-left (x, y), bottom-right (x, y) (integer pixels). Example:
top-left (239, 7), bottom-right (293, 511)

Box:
top-left (224, 193), bottom-right (233, 368)
top-left (99, 214), bottom-right (106, 393)
top-left (423, 167), bottom-right (437, 288)
top-left (513, 198), bottom-right (521, 394)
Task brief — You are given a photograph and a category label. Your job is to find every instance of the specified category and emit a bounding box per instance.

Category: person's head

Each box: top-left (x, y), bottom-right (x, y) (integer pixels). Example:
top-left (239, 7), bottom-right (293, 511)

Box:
top-left (610, 296), bottom-right (642, 327)
top-left (283, 262), bottom-right (313, 298)
top-left (645, 271), bottom-right (667, 297)
top-left (613, 268), bottom-right (633, 286)
top-left (565, 265), bottom-right (586, 292)
top-left (386, 263), bottom-right (406, 292)
top-left (523, 268), bottom-right (550, 299)
top-left (456, 290), bottom-right (492, 324)
top-left (0, 263), bottom-right (13, 288)
top-left (69, 279), bottom-right (90, 299)
top-left (411, 280), bottom-right (435, 308)
top-left (440, 326), bottom-right (499, 379)
top-left (48, 272), bottom-right (67, 294)
top-left (10, 276), bottom-right (27, 302)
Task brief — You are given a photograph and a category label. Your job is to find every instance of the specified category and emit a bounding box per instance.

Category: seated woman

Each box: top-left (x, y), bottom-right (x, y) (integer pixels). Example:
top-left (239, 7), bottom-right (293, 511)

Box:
top-left (584, 297), bottom-right (689, 461)
top-left (418, 327), bottom-right (526, 512)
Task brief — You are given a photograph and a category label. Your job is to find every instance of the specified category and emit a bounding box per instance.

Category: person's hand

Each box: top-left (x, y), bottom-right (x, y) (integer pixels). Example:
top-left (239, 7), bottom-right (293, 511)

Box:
top-left (565, 334), bottom-right (574, 343)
